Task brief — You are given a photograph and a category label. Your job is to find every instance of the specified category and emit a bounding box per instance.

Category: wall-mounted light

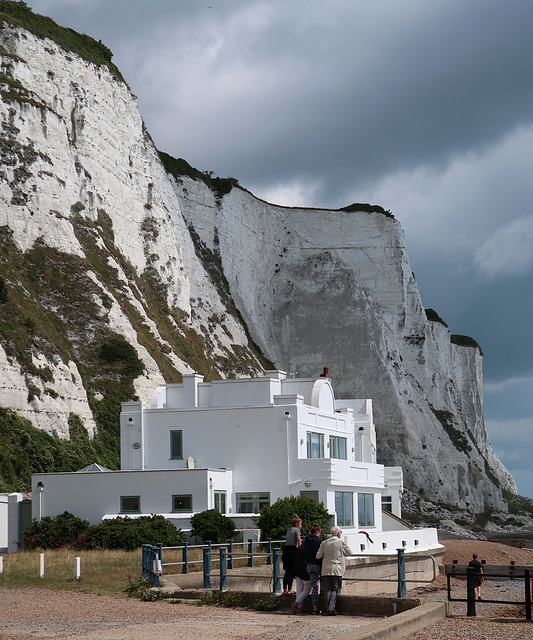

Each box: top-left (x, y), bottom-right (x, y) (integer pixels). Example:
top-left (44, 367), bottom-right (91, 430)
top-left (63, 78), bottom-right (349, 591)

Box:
top-left (284, 411), bottom-right (290, 418)
top-left (133, 442), bottom-right (141, 449)
top-left (304, 480), bottom-right (312, 487)
top-left (300, 438), bottom-right (304, 445)
top-left (36, 481), bottom-right (44, 491)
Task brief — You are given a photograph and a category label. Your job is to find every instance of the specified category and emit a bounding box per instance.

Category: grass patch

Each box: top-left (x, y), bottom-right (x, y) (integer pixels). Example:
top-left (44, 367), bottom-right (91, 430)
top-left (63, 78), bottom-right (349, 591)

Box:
top-left (0, 548), bottom-right (141, 595)
top-left (0, 1), bottom-right (124, 82)
top-left (450, 334), bottom-right (483, 356)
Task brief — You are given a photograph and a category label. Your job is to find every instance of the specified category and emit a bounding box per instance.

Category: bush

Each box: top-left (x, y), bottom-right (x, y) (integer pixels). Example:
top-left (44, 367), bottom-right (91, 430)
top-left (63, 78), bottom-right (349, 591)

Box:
top-left (23, 511), bottom-right (90, 549)
top-left (253, 496), bottom-right (332, 540)
top-left (23, 512), bottom-right (185, 551)
top-left (190, 509), bottom-right (235, 543)
top-left (88, 515), bottom-right (186, 551)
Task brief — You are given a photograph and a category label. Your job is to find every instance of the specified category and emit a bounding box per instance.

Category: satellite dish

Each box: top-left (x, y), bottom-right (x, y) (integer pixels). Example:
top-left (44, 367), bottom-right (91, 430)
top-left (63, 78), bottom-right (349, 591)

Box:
top-left (187, 456), bottom-right (195, 469)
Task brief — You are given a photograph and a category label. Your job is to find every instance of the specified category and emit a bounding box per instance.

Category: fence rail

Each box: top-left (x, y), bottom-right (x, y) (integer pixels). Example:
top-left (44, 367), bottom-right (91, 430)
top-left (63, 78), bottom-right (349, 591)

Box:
top-left (445, 565), bottom-right (533, 619)
top-left (142, 542), bottom-right (430, 598)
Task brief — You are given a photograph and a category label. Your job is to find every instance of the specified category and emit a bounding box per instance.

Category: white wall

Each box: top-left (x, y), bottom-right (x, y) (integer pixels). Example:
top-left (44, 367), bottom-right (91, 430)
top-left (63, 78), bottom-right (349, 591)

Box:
top-left (31, 468), bottom-right (232, 524)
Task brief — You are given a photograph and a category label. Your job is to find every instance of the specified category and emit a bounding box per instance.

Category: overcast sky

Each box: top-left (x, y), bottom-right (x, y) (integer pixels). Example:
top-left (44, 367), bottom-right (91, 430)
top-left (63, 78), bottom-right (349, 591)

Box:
top-left (28, 0), bottom-right (533, 501)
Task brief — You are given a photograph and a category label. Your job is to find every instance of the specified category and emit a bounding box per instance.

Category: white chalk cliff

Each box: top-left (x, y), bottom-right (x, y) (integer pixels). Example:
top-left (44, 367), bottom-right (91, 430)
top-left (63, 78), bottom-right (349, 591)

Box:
top-left (0, 17), bottom-right (516, 509)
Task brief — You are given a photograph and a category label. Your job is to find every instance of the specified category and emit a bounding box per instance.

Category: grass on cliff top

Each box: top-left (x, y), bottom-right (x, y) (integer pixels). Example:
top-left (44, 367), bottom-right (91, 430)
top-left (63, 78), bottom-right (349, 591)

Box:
top-left (0, 1), bottom-right (124, 82)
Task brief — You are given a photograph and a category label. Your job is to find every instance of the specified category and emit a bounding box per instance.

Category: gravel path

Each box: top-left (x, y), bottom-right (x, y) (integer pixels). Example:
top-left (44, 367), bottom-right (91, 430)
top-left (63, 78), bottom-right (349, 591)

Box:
top-left (0, 588), bottom-right (380, 640)
top-left (2, 540), bottom-right (533, 640)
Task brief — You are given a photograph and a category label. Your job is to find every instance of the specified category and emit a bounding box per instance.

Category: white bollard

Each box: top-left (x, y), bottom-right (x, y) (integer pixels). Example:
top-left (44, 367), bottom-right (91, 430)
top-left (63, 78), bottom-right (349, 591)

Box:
top-left (74, 556), bottom-right (81, 580)
top-left (39, 553), bottom-right (44, 578)
top-left (0, 556), bottom-right (3, 573)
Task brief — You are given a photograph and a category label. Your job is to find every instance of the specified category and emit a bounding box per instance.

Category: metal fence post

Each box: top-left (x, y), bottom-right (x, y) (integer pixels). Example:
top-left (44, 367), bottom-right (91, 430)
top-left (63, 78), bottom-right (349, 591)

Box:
top-left (248, 538), bottom-right (254, 567)
top-left (182, 542), bottom-right (189, 574)
top-left (141, 544), bottom-right (147, 579)
top-left (152, 545), bottom-right (161, 588)
top-left (227, 539), bottom-right (234, 570)
top-left (272, 547), bottom-right (281, 595)
top-left (266, 538), bottom-right (272, 565)
top-left (525, 568), bottom-right (531, 621)
top-left (203, 546), bottom-right (212, 588)
top-left (396, 548), bottom-right (406, 598)
top-left (220, 547), bottom-right (228, 592)
top-left (466, 566), bottom-right (477, 616)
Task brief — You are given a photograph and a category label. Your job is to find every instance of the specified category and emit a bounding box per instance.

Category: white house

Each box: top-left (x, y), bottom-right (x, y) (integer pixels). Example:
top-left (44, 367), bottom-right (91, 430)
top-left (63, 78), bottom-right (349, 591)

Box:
top-left (31, 370), bottom-right (438, 552)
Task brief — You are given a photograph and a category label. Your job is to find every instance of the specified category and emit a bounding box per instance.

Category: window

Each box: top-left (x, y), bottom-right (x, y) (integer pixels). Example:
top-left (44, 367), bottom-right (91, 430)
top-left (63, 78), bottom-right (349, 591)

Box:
top-left (172, 494), bottom-right (192, 512)
top-left (170, 430), bottom-right (183, 459)
top-left (329, 436), bottom-right (347, 459)
top-left (335, 491), bottom-right (353, 527)
top-left (306, 432), bottom-right (324, 458)
top-left (358, 493), bottom-right (375, 527)
top-left (236, 492), bottom-right (270, 514)
top-left (120, 495), bottom-right (140, 513)
top-left (300, 490), bottom-right (319, 503)
top-left (382, 496), bottom-right (392, 513)
top-left (214, 490), bottom-right (227, 514)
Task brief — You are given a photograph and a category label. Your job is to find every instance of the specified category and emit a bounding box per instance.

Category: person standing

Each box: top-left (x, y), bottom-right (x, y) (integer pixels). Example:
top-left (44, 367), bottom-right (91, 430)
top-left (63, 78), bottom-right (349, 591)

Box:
top-left (316, 525), bottom-right (353, 615)
top-left (282, 516), bottom-right (302, 594)
top-left (292, 540), bottom-right (311, 613)
top-left (303, 522), bottom-right (323, 614)
top-left (468, 553), bottom-right (484, 600)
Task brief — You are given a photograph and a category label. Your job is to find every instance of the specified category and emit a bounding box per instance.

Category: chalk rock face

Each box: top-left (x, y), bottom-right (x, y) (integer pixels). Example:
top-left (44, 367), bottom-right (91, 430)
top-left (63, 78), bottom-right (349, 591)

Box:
top-left (0, 21), bottom-right (515, 508)
top-left (0, 23), bottom-right (264, 438)
top-left (174, 182), bottom-right (516, 510)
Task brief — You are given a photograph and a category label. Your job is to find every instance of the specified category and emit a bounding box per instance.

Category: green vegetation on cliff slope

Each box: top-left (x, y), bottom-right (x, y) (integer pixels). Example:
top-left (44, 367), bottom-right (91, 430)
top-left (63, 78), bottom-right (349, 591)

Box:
top-left (0, 1), bottom-right (124, 82)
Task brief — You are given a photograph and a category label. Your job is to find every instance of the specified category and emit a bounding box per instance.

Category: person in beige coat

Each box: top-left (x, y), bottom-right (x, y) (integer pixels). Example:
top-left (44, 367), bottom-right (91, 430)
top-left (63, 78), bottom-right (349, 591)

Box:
top-left (315, 525), bottom-right (353, 615)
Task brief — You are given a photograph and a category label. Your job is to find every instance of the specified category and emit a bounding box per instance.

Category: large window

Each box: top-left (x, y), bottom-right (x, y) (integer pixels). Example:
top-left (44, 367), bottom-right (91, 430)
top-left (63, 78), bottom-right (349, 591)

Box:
top-left (358, 493), bottom-right (375, 527)
top-left (236, 492), bottom-right (270, 514)
top-left (300, 490), bottom-right (319, 503)
top-left (172, 494), bottom-right (192, 512)
top-left (306, 432), bottom-right (324, 458)
top-left (214, 490), bottom-right (227, 514)
top-left (170, 430), bottom-right (183, 459)
top-left (120, 495), bottom-right (140, 513)
top-left (329, 435), bottom-right (347, 459)
top-left (335, 491), bottom-right (353, 527)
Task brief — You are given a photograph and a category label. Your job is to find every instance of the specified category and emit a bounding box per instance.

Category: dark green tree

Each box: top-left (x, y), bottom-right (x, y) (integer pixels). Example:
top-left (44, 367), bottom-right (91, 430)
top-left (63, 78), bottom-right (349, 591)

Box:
top-left (190, 509), bottom-right (235, 543)
top-left (254, 496), bottom-right (332, 540)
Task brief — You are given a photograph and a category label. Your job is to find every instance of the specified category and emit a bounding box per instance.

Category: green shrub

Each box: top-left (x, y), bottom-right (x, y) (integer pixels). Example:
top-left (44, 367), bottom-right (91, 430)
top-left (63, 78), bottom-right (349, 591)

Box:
top-left (450, 334), bottom-right (483, 355)
top-left (190, 509), bottom-right (235, 543)
top-left (23, 511), bottom-right (90, 549)
top-left (88, 514), bottom-right (185, 551)
top-left (23, 512), bottom-right (185, 551)
top-left (253, 496), bottom-right (332, 540)
top-left (125, 577), bottom-right (164, 601)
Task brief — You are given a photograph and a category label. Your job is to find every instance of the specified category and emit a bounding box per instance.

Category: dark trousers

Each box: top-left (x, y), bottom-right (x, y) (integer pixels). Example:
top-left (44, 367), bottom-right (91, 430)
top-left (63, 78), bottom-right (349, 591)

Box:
top-left (323, 575), bottom-right (342, 613)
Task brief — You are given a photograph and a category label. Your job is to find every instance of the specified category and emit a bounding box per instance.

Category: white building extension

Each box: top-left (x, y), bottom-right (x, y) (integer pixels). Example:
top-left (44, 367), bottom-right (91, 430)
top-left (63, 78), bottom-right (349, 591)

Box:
top-left (32, 370), bottom-right (438, 552)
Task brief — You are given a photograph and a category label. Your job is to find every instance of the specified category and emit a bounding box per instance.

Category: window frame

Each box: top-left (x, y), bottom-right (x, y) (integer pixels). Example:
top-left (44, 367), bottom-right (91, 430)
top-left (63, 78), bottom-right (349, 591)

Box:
top-left (306, 431), bottom-right (325, 458)
top-left (170, 429), bottom-right (183, 460)
top-left (214, 490), bottom-right (227, 514)
top-left (329, 435), bottom-right (348, 459)
top-left (299, 490), bottom-right (320, 503)
top-left (120, 495), bottom-right (140, 514)
top-left (335, 491), bottom-right (353, 527)
top-left (358, 492), bottom-right (375, 527)
top-left (235, 492), bottom-right (270, 514)
top-left (172, 494), bottom-right (193, 512)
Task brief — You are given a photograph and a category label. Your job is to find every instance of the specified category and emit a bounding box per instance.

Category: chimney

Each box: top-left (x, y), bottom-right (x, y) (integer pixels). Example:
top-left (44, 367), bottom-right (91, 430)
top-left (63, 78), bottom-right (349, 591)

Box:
top-left (320, 366), bottom-right (329, 378)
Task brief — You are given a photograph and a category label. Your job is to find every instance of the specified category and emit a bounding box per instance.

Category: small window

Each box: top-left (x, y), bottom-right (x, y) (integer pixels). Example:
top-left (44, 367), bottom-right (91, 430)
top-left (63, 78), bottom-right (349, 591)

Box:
top-left (306, 432), bottom-right (324, 458)
top-left (358, 493), bottom-right (375, 527)
top-left (335, 491), bottom-right (353, 527)
top-left (172, 494), bottom-right (192, 512)
top-left (300, 490), bottom-right (319, 503)
top-left (214, 490), bottom-right (227, 514)
top-left (236, 492), bottom-right (270, 514)
top-left (170, 430), bottom-right (183, 459)
top-left (330, 436), bottom-right (347, 459)
top-left (382, 496), bottom-right (393, 513)
top-left (120, 495), bottom-right (140, 513)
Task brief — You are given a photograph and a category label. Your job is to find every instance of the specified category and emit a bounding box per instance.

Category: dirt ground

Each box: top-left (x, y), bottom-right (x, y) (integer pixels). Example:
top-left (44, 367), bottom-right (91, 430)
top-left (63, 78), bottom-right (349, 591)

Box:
top-left (1, 540), bottom-right (532, 640)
